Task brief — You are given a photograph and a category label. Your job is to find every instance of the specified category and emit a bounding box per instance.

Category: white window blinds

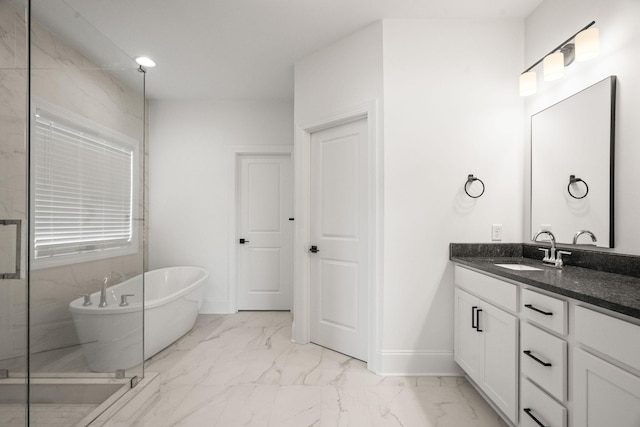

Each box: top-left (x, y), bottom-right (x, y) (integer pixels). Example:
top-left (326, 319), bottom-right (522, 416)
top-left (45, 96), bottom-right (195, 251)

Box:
top-left (33, 106), bottom-right (137, 262)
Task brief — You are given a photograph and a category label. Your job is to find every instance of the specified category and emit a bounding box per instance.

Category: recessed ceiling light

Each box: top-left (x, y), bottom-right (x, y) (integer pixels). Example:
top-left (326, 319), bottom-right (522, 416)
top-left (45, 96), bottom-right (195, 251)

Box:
top-left (135, 56), bottom-right (156, 68)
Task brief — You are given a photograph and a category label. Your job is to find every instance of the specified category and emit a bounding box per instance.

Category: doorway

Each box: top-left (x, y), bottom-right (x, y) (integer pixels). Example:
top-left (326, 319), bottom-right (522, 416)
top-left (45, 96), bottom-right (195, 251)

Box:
top-left (308, 118), bottom-right (369, 361)
top-left (235, 151), bottom-right (294, 311)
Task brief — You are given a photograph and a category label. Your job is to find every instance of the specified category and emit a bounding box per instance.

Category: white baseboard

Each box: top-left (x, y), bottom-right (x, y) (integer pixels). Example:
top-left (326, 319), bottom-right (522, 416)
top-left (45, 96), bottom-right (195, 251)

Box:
top-left (376, 350), bottom-right (463, 376)
top-left (200, 298), bottom-right (234, 314)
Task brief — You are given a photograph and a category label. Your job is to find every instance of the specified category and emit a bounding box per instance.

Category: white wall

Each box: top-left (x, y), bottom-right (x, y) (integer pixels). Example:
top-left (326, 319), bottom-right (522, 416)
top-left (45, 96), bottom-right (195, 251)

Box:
top-left (294, 22), bottom-right (384, 126)
top-left (294, 19), bottom-right (524, 374)
top-left (381, 19), bottom-right (524, 374)
top-left (148, 99), bottom-right (293, 312)
top-left (524, 0), bottom-right (640, 254)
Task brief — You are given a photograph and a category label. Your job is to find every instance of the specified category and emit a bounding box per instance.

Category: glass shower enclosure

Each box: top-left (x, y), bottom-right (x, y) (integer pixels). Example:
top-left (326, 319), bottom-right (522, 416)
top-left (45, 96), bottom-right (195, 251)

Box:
top-left (1, 0), bottom-right (147, 424)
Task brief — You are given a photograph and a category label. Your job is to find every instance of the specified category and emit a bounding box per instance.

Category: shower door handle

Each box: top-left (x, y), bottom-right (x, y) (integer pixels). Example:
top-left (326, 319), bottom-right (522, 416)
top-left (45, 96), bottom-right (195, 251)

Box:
top-left (0, 219), bottom-right (21, 280)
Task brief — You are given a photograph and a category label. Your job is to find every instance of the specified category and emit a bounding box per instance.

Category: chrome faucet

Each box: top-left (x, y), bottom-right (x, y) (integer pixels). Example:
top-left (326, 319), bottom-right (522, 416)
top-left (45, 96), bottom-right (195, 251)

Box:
top-left (99, 272), bottom-right (124, 307)
top-left (533, 230), bottom-right (571, 267)
top-left (573, 230), bottom-right (597, 245)
top-left (533, 230), bottom-right (556, 261)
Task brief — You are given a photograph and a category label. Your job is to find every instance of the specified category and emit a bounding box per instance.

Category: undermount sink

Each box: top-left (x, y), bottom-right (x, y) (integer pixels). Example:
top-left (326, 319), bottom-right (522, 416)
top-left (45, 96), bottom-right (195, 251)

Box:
top-left (494, 263), bottom-right (543, 271)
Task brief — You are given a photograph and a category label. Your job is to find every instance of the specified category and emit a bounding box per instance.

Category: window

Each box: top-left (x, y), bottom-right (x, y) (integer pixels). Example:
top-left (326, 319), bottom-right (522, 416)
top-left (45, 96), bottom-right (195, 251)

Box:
top-left (31, 101), bottom-right (140, 268)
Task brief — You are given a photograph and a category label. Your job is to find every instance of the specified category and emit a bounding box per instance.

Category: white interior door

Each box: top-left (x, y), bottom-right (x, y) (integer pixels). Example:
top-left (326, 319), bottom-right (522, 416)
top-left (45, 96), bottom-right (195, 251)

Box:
top-left (237, 154), bottom-right (293, 310)
top-left (309, 118), bottom-right (369, 361)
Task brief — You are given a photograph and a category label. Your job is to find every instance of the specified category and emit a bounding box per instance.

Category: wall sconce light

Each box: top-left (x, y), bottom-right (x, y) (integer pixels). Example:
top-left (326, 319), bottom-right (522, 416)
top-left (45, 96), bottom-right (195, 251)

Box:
top-left (519, 21), bottom-right (598, 96)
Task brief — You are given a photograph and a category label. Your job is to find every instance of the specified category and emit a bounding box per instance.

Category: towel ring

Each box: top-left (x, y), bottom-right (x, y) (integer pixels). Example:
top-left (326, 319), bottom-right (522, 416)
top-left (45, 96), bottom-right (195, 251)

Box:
top-left (568, 175), bottom-right (589, 199)
top-left (464, 174), bottom-right (485, 198)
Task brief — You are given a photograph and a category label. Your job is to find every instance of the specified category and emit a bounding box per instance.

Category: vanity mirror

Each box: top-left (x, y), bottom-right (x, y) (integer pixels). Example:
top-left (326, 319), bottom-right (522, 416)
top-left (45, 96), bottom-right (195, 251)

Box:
top-left (531, 76), bottom-right (616, 247)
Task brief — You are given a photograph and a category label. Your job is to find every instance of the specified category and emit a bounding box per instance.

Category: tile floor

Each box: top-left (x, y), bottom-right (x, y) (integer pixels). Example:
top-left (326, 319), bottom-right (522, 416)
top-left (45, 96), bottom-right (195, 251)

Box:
top-left (130, 311), bottom-right (508, 427)
top-left (0, 403), bottom-right (97, 426)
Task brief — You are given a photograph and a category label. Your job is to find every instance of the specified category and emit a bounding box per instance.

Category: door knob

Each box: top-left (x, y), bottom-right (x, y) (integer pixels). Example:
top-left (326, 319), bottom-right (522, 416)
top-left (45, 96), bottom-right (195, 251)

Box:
top-left (239, 238), bottom-right (250, 244)
top-left (309, 245), bottom-right (319, 253)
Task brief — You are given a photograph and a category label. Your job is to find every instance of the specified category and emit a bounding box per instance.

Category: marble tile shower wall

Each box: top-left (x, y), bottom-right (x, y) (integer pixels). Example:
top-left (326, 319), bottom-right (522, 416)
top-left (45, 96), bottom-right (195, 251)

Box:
top-left (0, 1), bottom-right (28, 362)
top-left (0, 1), bottom-right (147, 365)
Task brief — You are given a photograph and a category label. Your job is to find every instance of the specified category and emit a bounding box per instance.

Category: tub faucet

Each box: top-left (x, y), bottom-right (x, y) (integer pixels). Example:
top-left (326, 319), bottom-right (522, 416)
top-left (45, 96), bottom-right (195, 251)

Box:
top-left (573, 230), bottom-right (597, 245)
top-left (99, 271), bottom-right (124, 307)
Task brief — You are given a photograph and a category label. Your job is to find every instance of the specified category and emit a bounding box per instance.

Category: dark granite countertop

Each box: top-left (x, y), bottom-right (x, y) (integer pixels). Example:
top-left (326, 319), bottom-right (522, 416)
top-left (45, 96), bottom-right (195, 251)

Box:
top-left (450, 244), bottom-right (640, 320)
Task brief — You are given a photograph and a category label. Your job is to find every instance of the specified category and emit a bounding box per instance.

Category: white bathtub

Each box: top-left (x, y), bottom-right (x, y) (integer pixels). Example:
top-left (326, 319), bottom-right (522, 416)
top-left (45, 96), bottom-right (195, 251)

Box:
top-left (69, 266), bottom-right (208, 372)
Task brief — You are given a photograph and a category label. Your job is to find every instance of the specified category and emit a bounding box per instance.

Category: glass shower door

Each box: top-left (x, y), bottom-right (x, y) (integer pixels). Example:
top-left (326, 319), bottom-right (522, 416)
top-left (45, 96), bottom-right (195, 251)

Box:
top-left (0, 0), bottom-right (29, 425)
top-left (28, 0), bottom-right (146, 424)
top-left (1, 0), bottom-right (146, 422)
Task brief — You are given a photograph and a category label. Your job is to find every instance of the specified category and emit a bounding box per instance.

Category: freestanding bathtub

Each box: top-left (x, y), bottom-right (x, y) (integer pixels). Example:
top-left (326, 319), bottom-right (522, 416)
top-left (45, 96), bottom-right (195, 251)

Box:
top-left (69, 266), bottom-right (208, 372)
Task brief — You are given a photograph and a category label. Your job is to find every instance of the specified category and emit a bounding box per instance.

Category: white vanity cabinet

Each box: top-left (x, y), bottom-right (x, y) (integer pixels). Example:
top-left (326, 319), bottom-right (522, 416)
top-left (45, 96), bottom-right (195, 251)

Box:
top-left (454, 263), bottom-right (640, 427)
top-left (454, 267), bottom-right (518, 424)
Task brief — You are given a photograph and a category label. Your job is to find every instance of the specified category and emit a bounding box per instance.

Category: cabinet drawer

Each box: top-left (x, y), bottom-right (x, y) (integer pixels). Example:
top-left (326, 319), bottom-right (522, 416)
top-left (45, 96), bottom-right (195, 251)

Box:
top-left (454, 266), bottom-right (517, 312)
top-left (521, 378), bottom-right (567, 427)
top-left (521, 322), bottom-right (567, 401)
top-left (575, 306), bottom-right (640, 372)
top-left (522, 288), bottom-right (567, 335)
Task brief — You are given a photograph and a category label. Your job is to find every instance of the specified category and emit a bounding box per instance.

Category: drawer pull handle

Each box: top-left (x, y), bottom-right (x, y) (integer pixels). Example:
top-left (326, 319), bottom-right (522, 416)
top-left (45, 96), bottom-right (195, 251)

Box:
top-left (523, 408), bottom-right (549, 427)
top-left (523, 350), bottom-right (552, 367)
top-left (525, 304), bottom-right (553, 316)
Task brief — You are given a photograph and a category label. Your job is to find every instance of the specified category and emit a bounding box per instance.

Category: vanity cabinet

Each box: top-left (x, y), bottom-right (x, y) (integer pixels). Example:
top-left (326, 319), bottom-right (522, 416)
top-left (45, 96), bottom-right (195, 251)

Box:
top-left (454, 263), bottom-right (640, 427)
top-left (454, 268), bottom-right (518, 424)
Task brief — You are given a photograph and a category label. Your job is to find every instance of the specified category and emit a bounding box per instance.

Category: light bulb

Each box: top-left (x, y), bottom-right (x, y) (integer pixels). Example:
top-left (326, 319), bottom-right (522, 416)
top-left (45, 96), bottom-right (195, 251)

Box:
top-left (135, 56), bottom-right (156, 68)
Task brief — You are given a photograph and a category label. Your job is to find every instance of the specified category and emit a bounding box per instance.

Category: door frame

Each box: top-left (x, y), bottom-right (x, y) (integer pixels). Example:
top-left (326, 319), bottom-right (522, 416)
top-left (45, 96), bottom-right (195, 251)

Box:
top-left (228, 146), bottom-right (294, 313)
top-left (293, 101), bottom-right (383, 373)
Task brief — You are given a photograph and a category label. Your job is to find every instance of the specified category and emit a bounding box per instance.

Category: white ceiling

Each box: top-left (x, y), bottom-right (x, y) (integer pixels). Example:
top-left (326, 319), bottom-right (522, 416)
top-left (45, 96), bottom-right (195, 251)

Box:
top-left (55, 0), bottom-right (543, 100)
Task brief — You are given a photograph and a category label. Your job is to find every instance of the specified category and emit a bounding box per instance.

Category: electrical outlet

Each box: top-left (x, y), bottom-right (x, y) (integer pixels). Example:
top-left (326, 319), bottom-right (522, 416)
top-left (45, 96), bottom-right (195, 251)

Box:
top-left (491, 224), bottom-right (503, 241)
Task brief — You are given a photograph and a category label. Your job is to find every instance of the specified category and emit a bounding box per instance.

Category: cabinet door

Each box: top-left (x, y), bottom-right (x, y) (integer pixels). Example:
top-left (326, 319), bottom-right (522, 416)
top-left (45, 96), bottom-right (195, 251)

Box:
top-left (574, 349), bottom-right (640, 427)
top-left (481, 301), bottom-right (518, 424)
top-left (454, 288), bottom-right (482, 381)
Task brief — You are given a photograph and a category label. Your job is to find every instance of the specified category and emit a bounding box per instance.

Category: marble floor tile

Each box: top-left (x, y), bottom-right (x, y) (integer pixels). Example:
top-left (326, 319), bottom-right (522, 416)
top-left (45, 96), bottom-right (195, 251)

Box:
top-left (129, 312), bottom-right (508, 427)
top-left (216, 384), bottom-right (279, 427)
top-left (131, 384), bottom-right (233, 427)
top-left (320, 386), bottom-right (376, 426)
top-left (0, 403), bottom-right (97, 427)
top-left (268, 385), bottom-right (322, 427)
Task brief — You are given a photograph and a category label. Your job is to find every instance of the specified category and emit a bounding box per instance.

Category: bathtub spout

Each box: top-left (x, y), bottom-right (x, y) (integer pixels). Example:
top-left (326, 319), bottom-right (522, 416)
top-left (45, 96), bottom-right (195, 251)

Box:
top-left (99, 271), bottom-right (125, 307)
